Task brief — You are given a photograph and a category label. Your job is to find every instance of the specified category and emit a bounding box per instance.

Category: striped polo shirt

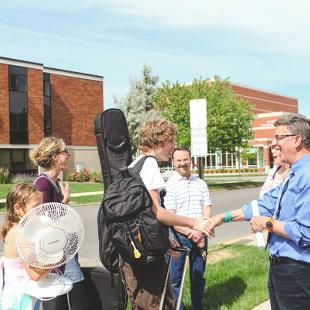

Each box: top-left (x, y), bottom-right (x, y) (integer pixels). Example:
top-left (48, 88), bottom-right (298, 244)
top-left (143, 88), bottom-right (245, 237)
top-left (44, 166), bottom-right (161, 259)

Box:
top-left (164, 171), bottom-right (212, 219)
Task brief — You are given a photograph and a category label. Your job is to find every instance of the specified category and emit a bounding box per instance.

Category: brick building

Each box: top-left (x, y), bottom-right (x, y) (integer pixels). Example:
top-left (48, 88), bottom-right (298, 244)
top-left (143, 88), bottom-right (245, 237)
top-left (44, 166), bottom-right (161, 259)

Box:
top-left (232, 83), bottom-right (298, 170)
top-left (0, 56), bottom-right (103, 175)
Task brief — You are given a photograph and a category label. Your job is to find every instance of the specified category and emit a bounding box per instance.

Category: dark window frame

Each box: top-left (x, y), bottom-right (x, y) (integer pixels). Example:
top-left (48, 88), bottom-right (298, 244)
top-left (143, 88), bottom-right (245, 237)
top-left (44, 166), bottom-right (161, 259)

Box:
top-left (43, 73), bottom-right (52, 137)
top-left (9, 65), bottom-right (29, 144)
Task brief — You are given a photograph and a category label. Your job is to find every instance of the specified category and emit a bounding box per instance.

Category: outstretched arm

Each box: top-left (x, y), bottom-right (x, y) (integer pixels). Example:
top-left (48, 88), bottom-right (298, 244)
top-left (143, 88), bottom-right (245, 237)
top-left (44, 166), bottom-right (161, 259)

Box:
top-left (149, 189), bottom-right (214, 237)
top-left (208, 208), bottom-right (245, 229)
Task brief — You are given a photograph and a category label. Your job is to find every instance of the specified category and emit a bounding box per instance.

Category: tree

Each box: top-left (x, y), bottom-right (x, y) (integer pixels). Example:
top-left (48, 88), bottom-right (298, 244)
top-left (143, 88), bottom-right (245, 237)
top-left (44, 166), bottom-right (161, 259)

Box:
top-left (154, 77), bottom-right (254, 153)
top-left (115, 65), bottom-right (159, 153)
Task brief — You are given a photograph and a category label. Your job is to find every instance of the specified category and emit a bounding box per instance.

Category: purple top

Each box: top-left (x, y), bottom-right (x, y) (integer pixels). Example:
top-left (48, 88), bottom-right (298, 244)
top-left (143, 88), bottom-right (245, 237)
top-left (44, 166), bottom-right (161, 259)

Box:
top-left (33, 174), bottom-right (63, 203)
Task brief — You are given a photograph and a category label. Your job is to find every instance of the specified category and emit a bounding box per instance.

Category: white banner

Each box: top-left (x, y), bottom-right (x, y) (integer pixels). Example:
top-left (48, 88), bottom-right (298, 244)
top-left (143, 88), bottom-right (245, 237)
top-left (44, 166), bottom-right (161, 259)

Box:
top-left (190, 99), bottom-right (207, 156)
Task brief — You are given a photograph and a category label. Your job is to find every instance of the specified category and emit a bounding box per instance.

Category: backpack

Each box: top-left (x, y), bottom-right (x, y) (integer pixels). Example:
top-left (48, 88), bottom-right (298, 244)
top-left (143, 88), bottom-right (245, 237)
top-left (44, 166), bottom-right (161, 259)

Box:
top-left (100, 156), bottom-right (170, 268)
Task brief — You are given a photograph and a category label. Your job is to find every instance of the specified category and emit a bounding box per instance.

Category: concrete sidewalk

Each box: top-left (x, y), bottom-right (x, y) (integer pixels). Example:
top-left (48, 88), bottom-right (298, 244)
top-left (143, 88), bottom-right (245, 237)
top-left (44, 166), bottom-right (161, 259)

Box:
top-left (252, 300), bottom-right (271, 310)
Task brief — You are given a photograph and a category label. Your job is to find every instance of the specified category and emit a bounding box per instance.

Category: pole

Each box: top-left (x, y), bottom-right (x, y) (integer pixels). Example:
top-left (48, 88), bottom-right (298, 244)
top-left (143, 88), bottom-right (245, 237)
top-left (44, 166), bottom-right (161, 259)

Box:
top-left (198, 157), bottom-right (204, 180)
top-left (159, 256), bottom-right (172, 310)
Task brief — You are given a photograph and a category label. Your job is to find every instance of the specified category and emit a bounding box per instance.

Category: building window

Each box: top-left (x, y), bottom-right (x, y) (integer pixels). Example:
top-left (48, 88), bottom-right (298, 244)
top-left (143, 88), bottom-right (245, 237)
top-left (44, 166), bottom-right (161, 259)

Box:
top-left (9, 73), bottom-right (27, 92)
top-left (43, 73), bottom-right (52, 137)
top-left (9, 65), bottom-right (28, 144)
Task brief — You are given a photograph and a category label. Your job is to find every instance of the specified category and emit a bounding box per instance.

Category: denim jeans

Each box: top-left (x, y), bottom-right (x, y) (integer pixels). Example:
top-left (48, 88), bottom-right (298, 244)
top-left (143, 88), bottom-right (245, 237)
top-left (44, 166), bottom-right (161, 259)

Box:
top-left (171, 233), bottom-right (207, 310)
top-left (268, 261), bottom-right (310, 310)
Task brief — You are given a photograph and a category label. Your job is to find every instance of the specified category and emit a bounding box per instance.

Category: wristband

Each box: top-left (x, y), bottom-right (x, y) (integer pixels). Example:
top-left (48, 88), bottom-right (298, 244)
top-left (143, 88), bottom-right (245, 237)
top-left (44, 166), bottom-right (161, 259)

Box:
top-left (224, 211), bottom-right (232, 223)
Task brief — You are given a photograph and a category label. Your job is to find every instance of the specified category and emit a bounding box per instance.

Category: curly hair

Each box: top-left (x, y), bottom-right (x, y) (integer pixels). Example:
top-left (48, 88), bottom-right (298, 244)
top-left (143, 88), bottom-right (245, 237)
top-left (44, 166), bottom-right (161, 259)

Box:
top-left (29, 137), bottom-right (65, 168)
top-left (138, 117), bottom-right (178, 153)
top-left (1, 183), bottom-right (38, 239)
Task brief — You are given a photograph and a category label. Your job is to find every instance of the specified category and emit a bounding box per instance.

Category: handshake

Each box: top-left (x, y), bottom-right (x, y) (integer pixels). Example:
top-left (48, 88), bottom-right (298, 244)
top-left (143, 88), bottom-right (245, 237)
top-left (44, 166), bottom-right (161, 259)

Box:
top-left (193, 208), bottom-right (269, 243)
top-left (193, 214), bottom-right (224, 239)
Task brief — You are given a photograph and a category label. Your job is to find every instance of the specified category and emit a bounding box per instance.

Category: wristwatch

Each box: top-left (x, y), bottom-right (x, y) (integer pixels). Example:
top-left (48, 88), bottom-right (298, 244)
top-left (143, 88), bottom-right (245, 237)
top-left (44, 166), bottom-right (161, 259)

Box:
top-left (266, 217), bottom-right (274, 233)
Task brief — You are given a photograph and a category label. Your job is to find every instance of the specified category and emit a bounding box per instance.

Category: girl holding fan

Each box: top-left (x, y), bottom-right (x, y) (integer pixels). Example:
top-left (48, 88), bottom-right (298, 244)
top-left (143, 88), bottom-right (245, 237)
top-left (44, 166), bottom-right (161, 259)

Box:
top-left (0, 183), bottom-right (51, 310)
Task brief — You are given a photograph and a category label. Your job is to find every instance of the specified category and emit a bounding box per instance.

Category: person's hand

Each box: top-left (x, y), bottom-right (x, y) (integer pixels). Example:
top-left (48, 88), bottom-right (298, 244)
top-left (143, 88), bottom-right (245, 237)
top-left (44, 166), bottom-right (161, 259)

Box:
top-left (250, 216), bottom-right (268, 232)
top-left (208, 214), bottom-right (225, 230)
top-left (193, 218), bottom-right (215, 238)
top-left (60, 181), bottom-right (71, 204)
top-left (196, 238), bottom-right (205, 249)
top-left (187, 229), bottom-right (205, 243)
top-left (168, 237), bottom-right (180, 257)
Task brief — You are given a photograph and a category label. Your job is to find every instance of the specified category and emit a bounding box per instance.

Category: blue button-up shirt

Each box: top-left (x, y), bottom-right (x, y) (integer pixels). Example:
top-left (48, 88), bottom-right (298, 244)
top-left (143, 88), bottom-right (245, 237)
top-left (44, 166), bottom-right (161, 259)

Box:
top-left (242, 154), bottom-right (310, 263)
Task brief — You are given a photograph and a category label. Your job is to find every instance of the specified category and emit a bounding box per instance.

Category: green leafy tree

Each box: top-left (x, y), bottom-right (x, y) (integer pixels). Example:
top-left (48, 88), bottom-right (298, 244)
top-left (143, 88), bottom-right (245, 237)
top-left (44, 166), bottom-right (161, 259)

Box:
top-left (115, 65), bottom-right (159, 153)
top-left (154, 77), bottom-right (254, 153)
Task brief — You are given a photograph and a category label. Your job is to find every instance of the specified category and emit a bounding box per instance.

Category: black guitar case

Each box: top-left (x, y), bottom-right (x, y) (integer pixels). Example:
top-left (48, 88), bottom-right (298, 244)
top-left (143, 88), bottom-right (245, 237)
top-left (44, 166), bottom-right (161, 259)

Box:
top-left (93, 108), bottom-right (132, 190)
top-left (81, 266), bottom-right (127, 310)
top-left (93, 108), bottom-right (132, 309)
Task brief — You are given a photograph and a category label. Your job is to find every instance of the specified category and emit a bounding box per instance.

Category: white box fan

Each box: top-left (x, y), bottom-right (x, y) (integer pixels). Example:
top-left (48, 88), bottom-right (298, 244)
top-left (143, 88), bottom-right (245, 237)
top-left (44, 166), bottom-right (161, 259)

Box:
top-left (15, 202), bottom-right (84, 300)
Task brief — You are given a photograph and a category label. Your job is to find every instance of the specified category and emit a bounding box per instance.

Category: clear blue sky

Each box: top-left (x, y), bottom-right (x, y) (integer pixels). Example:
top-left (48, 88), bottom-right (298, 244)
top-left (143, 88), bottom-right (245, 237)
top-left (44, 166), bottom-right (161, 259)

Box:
top-left (1, 0), bottom-right (309, 116)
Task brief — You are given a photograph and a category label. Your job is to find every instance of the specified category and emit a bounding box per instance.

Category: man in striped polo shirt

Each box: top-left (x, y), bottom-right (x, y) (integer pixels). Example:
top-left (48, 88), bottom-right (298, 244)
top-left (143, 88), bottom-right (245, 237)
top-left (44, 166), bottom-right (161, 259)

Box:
top-left (164, 146), bottom-right (212, 310)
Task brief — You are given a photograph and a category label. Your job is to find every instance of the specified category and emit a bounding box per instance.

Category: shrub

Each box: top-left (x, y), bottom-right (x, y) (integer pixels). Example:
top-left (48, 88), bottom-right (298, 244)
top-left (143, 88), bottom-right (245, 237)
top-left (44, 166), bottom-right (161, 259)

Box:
top-left (70, 169), bottom-right (91, 182)
top-left (10, 173), bottom-right (36, 184)
top-left (0, 167), bottom-right (10, 184)
top-left (64, 174), bottom-right (73, 182)
top-left (90, 172), bottom-right (100, 182)
top-left (66, 169), bottom-right (102, 182)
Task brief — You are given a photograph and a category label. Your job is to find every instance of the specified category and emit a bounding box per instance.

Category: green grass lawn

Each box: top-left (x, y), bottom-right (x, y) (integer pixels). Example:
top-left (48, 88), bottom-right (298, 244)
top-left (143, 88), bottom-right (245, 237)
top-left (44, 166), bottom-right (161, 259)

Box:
top-left (70, 194), bottom-right (103, 205)
top-left (208, 181), bottom-right (264, 191)
top-left (185, 244), bottom-right (269, 309)
top-left (126, 244), bottom-right (269, 310)
top-left (0, 184), bottom-right (14, 199)
top-left (69, 182), bottom-right (104, 193)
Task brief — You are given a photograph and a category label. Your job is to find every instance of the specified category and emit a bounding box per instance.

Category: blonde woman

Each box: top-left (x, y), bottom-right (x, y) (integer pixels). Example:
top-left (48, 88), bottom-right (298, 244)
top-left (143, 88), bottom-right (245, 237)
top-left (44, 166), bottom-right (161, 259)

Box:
top-left (30, 137), bottom-right (91, 310)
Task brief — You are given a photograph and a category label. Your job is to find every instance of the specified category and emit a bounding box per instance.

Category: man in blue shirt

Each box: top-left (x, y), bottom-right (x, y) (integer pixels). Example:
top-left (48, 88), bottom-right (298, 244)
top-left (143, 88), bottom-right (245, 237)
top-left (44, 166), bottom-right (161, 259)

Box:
top-left (209, 114), bottom-right (310, 309)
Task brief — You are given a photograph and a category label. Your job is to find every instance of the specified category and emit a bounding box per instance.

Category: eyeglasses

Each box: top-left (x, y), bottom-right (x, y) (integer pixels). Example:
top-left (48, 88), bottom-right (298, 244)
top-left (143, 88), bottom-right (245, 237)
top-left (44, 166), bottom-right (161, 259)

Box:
top-left (57, 148), bottom-right (70, 156)
top-left (274, 134), bottom-right (296, 142)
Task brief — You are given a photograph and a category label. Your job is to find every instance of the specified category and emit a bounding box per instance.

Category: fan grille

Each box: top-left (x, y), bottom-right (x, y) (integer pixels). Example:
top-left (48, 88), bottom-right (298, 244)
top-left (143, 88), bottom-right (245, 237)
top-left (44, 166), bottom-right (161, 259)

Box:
top-left (15, 203), bottom-right (84, 269)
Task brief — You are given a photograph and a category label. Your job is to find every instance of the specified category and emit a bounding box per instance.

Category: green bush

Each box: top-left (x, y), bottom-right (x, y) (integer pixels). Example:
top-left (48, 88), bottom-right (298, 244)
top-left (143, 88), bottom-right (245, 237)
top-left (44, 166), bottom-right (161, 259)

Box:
top-left (0, 168), bottom-right (10, 184)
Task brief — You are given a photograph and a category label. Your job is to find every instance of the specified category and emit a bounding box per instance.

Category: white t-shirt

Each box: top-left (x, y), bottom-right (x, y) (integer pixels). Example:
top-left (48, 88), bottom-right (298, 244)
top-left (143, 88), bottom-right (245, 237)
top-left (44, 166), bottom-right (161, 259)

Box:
top-left (129, 155), bottom-right (165, 191)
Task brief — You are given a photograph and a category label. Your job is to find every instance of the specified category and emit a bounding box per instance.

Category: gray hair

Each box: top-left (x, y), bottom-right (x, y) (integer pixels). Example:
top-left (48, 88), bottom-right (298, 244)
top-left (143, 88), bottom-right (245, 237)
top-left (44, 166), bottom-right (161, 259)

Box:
top-left (274, 114), bottom-right (310, 149)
